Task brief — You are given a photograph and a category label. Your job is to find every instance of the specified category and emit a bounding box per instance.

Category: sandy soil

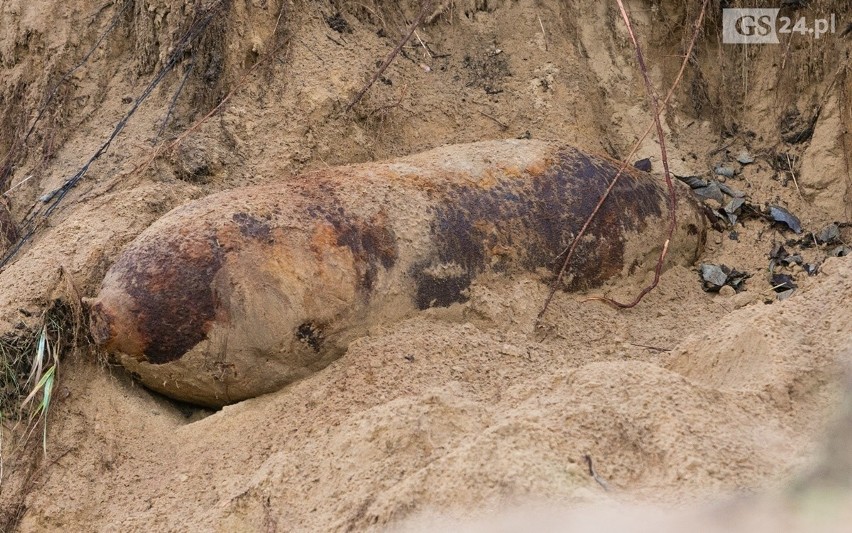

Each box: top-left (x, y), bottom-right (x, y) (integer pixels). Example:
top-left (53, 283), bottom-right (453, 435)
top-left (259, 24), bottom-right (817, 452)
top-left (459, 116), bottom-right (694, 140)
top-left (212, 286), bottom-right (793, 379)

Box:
top-left (0, 0), bottom-right (850, 531)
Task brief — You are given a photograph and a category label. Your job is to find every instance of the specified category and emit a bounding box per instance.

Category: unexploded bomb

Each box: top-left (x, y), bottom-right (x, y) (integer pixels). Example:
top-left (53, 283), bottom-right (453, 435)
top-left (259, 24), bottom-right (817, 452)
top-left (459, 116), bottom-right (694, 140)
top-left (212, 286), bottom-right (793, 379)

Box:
top-left (89, 140), bottom-right (706, 406)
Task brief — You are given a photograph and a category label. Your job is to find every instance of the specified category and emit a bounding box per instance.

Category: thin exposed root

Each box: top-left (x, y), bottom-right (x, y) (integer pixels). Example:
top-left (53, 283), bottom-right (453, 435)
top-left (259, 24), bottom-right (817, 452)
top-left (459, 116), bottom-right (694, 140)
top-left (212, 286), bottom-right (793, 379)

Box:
top-left (0, 1), bottom-right (227, 271)
top-left (345, 0), bottom-right (435, 112)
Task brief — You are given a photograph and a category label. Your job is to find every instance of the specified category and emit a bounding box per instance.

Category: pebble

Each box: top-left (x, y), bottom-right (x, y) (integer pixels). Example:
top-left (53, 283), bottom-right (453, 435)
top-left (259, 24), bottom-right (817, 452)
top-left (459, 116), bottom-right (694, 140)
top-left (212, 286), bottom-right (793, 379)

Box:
top-left (737, 151), bottom-right (755, 164)
top-left (777, 289), bottom-right (795, 301)
top-left (719, 285), bottom-right (736, 297)
top-left (732, 290), bottom-right (759, 309)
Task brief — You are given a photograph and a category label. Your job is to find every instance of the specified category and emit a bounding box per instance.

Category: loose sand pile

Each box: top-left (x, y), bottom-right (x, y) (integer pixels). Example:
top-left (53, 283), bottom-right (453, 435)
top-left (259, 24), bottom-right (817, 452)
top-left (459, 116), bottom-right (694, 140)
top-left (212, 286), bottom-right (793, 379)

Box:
top-left (0, 0), bottom-right (850, 530)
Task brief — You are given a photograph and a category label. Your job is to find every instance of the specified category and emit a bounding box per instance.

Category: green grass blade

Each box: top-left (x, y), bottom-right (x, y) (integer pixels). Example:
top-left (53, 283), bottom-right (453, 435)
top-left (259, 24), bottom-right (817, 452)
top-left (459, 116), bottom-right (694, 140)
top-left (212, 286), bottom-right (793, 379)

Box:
top-left (26, 325), bottom-right (48, 389)
top-left (21, 364), bottom-right (55, 411)
top-left (41, 370), bottom-right (55, 454)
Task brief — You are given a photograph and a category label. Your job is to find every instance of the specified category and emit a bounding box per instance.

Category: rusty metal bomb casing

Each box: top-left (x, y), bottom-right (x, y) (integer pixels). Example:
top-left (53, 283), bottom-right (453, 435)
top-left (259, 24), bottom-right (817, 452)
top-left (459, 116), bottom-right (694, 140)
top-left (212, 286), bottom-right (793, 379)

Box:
top-left (89, 140), bottom-right (706, 406)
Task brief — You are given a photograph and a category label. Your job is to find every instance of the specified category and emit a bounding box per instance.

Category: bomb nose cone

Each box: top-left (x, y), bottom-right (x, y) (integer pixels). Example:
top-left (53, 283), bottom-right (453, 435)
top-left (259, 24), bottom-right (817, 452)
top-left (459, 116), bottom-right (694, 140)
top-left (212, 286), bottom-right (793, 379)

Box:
top-left (84, 290), bottom-right (148, 360)
top-left (85, 297), bottom-right (115, 347)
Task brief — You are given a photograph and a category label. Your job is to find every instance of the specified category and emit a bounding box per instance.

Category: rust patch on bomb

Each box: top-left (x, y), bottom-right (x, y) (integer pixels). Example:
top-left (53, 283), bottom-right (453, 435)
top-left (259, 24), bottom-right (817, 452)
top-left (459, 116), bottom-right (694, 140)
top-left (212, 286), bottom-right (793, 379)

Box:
top-left (232, 212), bottom-right (273, 242)
top-left (88, 301), bottom-right (115, 346)
top-left (296, 322), bottom-right (324, 351)
top-left (306, 205), bottom-right (398, 292)
top-left (108, 231), bottom-right (224, 364)
top-left (411, 148), bottom-right (665, 308)
top-left (543, 148), bottom-right (664, 288)
top-left (411, 263), bottom-right (474, 309)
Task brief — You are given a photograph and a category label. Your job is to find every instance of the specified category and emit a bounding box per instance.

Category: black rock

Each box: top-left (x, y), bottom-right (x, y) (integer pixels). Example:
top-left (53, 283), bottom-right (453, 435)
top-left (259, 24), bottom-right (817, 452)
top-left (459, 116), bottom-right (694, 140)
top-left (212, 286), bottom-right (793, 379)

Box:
top-left (815, 223), bottom-right (840, 244)
top-left (768, 205), bottom-right (802, 233)
top-left (633, 158), bottom-right (652, 172)
top-left (770, 273), bottom-right (798, 291)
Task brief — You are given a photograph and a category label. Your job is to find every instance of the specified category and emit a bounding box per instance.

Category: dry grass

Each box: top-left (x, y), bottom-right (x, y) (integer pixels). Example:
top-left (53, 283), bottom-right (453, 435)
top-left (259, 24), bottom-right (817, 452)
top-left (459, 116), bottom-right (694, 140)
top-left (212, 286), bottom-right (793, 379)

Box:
top-left (0, 269), bottom-right (84, 479)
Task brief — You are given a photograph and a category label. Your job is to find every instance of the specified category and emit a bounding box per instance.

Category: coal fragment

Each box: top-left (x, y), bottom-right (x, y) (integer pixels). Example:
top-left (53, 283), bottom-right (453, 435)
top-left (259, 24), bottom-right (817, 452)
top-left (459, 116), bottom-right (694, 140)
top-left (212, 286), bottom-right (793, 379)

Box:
top-left (699, 263), bottom-right (749, 292)
top-left (770, 273), bottom-right (798, 291)
top-left (804, 263), bottom-right (819, 276)
top-left (815, 223), bottom-right (840, 244)
top-left (768, 205), bottom-right (802, 233)
top-left (700, 264), bottom-right (728, 290)
top-left (719, 183), bottom-right (746, 198)
top-left (729, 231), bottom-right (739, 241)
top-left (776, 289), bottom-right (795, 301)
top-left (702, 205), bottom-right (728, 231)
top-left (780, 107), bottom-right (819, 144)
top-left (726, 269), bottom-right (750, 292)
top-left (769, 243), bottom-right (788, 261)
top-left (769, 243), bottom-right (787, 273)
top-left (675, 175), bottom-right (709, 189)
top-left (633, 158), bottom-right (652, 172)
top-left (829, 245), bottom-right (851, 257)
top-left (325, 12), bottom-right (352, 33)
top-left (714, 165), bottom-right (735, 178)
top-left (782, 254), bottom-right (803, 266)
top-left (694, 182), bottom-right (725, 203)
top-left (723, 197), bottom-right (745, 226)
top-left (768, 243), bottom-right (804, 272)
